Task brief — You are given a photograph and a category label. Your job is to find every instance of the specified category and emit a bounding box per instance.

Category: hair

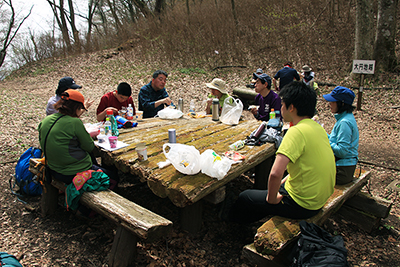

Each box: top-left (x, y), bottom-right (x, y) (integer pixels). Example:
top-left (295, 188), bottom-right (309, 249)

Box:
top-left (279, 81), bottom-right (316, 117)
top-left (117, 82), bottom-right (132, 96)
top-left (54, 92), bottom-right (85, 117)
top-left (336, 101), bottom-right (355, 113)
top-left (284, 61), bottom-right (293, 67)
top-left (259, 78), bottom-right (271, 89)
top-left (152, 70), bottom-right (168, 79)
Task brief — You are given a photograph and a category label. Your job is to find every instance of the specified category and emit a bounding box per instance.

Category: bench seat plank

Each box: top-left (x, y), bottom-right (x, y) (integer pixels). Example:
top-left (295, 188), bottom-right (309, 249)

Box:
top-left (243, 168), bottom-right (371, 266)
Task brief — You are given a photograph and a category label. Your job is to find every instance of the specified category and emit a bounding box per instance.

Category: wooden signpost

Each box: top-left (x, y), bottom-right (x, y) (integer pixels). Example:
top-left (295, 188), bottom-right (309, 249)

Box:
top-left (352, 59), bottom-right (375, 110)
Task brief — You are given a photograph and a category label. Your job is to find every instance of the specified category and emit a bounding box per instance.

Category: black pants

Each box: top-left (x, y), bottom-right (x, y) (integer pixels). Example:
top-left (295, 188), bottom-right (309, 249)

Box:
top-left (229, 183), bottom-right (321, 224)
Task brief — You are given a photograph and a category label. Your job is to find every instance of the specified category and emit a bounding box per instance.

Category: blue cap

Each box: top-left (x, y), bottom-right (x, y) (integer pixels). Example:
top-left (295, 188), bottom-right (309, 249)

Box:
top-left (323, 86), bottom-right (355, 105)
top-left (253, 73), bottom-right (272, 89)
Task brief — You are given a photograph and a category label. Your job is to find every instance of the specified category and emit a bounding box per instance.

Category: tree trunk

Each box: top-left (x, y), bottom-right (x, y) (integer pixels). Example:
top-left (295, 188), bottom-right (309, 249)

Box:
top-left (354, 0), bottom-right (374, 60)
top-left (67, 0), bottom-right (81, 53)
top-left (154, 0), bottom-right (166, 14)
top-left (47, 0), bottom-right (72, 53)
top-left (373, 0), bottom-right (398, 72)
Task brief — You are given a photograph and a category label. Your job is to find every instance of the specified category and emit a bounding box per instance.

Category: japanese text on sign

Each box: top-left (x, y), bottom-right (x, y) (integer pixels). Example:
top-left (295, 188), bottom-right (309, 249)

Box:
top-left (352, 60), bottom-right (375, 74)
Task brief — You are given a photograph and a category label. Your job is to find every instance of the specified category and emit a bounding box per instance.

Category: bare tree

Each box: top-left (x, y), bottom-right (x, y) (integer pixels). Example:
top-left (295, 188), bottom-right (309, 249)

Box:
top-left (0, 0), bottom-right (32, 68)
top-left (47, 0), bottom-right (82, 53)
top-left (373, 0), bottom-right (398, 72)
top-left (354, 0), bottom-right (374, 60)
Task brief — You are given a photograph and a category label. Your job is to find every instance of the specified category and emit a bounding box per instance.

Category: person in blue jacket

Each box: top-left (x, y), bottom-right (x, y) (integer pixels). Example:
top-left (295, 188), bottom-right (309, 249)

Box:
top-left (323, 86), bottom-right (359, 185)
top-left (138, 70), bottom-right (174, 118)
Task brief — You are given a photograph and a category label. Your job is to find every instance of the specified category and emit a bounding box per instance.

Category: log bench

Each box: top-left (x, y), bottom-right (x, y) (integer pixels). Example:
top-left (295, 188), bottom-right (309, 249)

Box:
top-left (29, 158), bottom-right (173, 267)
top-left (242, 168), bottom-right (372, 267)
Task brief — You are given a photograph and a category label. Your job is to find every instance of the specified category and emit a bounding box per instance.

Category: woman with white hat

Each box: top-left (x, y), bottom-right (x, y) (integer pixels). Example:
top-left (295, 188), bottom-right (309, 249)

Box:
top-left (205, 78), bottom-right (231, 115)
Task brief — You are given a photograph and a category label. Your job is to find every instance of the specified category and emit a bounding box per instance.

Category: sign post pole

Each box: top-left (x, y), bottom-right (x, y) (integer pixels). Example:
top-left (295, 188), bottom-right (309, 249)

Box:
top-left (352, 59), bottom-right (375, 111)
top-left (357, 74), bottom-right (364, 111)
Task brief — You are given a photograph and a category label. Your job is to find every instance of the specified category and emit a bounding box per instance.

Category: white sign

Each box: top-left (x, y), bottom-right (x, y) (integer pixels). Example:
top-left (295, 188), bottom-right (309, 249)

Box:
top-left (352, 60), bottom-right (375, 74)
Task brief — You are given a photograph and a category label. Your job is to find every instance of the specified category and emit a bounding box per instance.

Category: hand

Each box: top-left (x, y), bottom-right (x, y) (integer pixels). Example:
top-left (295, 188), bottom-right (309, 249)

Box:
top-left (206, 99), bottom-right (213, 106)
top-left (163, 97), bottom-right (172, 106)
top-left (250, 107), bottom-right (257, 115)
top-left (267, 192), bottom-right (284, 204)
top-left (85, 97), bottom-right (94, 109)
top-left (106, 107), bottom-right (118, 113)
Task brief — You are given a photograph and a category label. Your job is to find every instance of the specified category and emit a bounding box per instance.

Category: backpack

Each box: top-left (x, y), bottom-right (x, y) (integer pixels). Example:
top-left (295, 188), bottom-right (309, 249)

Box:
top-left (0, 252), bottom-right (23, 267)
top-left (10, 147), bottom-right (43, 197)
top-left (291, 221), bottom-right (349, 267)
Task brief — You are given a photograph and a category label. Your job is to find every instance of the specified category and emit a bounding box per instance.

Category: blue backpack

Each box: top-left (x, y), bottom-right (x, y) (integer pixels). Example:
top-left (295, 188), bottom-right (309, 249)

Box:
top-left (10, 147), bottom-right (43, 197)
top-left (0, 252), bottom-right (23, 267)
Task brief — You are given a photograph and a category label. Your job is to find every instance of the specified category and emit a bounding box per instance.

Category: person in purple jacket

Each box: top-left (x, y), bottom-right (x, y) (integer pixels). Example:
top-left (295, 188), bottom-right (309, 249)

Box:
top-left (273, 61), bottom-right (300, 91)
top-left (249, 73), bottom-right (282, 121)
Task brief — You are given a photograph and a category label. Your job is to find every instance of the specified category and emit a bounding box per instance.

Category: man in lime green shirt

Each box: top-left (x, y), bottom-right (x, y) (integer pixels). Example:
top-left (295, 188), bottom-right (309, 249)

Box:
top-left (228, 81), bottom-right (335, 223)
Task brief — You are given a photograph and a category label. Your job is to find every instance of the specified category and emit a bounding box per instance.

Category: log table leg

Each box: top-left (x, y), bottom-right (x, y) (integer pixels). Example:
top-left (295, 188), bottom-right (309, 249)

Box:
top-left (180, 201), bottom-right (203, 234)
top-left (254, 156), bottom-right (274, 190)
top-left (41, 180), bottom-right (59, 217)
top-left (109, 226), bottom-right (138, 267)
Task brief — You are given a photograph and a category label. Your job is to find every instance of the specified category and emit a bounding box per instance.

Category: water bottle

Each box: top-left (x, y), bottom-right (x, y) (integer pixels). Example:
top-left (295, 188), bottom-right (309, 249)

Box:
top-left (189, 99), bottom-right (195, 113)
top-left (269, 108), bottom-right (276, 120)
top-left (251, 121), bottom-right (267, 139)
top-left (126, 104), bottom-right (134, 120)
top-left (106, 110), bottom-right (119, 136)
top-left (178, 98), bottom-right (184, 112)
top-left (212, 99), bottom-right (219, 121)
top-left (104, 118), bottom-right (111, 136)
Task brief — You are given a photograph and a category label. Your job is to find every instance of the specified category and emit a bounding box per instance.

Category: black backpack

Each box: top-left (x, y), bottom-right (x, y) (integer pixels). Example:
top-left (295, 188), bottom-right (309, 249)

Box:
top-left (291, 221), bottom-right (349, 267)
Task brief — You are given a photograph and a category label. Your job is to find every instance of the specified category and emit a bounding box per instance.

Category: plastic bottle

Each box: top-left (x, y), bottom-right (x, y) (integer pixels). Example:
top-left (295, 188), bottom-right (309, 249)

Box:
top-left (189, 100), bottom-right (195, 113)
top-left (106, 110), bottom-right (119, 136)
top-left (126, 104), bottom-right (134, 120)
top-left (104, 118), bottom-right (111, 136)
top-left (269, 108), bottom-right (276, 120)
top-left (228, 140), bottom-right (245, 151)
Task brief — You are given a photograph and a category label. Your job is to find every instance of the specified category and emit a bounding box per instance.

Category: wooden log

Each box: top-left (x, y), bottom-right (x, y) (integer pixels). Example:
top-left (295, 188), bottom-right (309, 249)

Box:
top-left (109, 226), bottom-right (138, 267)
top-left (336, 205), bottom-right (381, 233)
top-left (342, 191), bottom-right (392, 219)
top-left (232, 86), bottom-right (257, 101)
top-left (40, 180), bottom-right (59, 217)
top-left (252, 169), bottom-right (371, 256)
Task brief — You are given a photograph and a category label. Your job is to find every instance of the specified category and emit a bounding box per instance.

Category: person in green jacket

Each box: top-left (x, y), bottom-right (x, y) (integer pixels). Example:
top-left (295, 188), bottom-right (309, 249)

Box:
top-left (38, 89), bottom-right (118, 187)
top-left (205, 78), bottom-right (231, 115)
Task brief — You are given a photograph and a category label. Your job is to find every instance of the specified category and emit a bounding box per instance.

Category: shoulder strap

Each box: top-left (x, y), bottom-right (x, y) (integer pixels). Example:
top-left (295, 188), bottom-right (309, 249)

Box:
top-left (43, 115), bottom-right (65, 158)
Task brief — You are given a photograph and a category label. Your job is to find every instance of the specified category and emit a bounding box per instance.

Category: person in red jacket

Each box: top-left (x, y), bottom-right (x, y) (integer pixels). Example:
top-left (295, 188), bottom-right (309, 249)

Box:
top-left (96, 82), bottom-right (135, 121)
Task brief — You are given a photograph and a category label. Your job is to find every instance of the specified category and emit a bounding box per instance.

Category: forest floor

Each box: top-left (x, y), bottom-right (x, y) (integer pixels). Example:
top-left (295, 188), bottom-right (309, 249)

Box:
top-left (0, 49), bottom-right (400, 266)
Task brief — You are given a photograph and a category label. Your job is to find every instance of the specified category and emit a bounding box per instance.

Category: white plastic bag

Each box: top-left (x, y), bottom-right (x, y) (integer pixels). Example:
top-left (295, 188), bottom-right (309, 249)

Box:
top-left (220, 97), bottom-right (243, 125)
top-left (157, 108), bottom-right (183, 119)
top-left (200, 149), bottom-right (234, 180)
top-left (163, 143), bottom-right (201, 175)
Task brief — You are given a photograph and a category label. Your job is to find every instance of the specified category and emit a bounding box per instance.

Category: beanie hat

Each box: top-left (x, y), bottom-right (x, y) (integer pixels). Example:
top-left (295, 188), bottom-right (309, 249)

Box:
top-left (61, 89), bottom-right (86, 110)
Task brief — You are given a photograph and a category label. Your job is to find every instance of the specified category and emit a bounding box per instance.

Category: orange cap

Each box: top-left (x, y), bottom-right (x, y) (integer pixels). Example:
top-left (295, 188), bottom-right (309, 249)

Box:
top-left (62, 89), bottom-right (86, 110)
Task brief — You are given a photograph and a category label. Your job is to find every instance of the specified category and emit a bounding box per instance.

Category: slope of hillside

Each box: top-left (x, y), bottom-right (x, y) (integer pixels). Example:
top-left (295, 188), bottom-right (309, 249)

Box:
top-left (1, 50), bottom-right (399, 266)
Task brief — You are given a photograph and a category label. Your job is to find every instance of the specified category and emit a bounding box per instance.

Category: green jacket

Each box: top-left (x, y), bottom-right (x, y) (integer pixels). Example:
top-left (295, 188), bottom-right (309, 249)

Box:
top-left (38, 113), bottom-right (94, 175)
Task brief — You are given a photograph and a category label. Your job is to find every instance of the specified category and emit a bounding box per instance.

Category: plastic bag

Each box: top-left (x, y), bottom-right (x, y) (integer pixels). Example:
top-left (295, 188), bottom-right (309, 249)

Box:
top-left (200, 149), bottom-right (234, 180)
top-left (163, 143), bottom-right (201, 175)
top-left (84, 122), bottom-right (102, 138)
top-left (157, 108), bottom-right (183, 119)
top-left (220, 97), bottom-right (243, 125)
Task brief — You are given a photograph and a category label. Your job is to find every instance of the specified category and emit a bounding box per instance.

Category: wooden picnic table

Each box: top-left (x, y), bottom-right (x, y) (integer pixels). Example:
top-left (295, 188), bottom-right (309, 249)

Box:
top-left (94, 115), bottom-right (276, 232)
